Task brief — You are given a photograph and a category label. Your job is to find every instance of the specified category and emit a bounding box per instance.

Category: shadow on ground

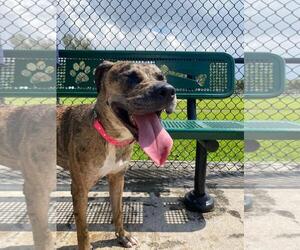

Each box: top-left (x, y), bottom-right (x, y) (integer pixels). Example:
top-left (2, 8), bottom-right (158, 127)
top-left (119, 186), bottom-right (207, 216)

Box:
top-left (0, 165), bottom-right (243, 233)
top-left (58, 238), bottom-right (120, 250)
top-left (1, 246), bottom-right (34, 250)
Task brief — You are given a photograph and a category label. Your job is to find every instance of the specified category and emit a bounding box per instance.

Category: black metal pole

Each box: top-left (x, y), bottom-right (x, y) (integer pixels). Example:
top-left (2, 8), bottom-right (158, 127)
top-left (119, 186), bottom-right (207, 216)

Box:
top-left (194, 142), bottom-right (207, 196)
top-left (186, 98), bottom-right (206, 196)
top-left (187, 99), bottom-right (196, 120)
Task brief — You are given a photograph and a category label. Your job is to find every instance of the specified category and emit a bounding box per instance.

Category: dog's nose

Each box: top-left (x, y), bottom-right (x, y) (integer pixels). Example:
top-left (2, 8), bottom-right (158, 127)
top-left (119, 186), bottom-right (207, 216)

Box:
top-left (155, 84), bottom-right (176, 99)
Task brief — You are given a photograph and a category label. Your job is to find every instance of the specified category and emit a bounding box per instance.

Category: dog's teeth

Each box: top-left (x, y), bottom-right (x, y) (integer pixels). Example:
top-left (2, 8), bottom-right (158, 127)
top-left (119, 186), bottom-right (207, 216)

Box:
top-left (130, 116), bottom-right (137, 126)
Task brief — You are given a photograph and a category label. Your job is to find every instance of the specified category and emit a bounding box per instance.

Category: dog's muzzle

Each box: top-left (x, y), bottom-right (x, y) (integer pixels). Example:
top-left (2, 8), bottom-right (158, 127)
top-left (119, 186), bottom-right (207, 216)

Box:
top-left (108, 82), bottom-right (177, 114)
top-left (152, 82), bottom-right (175, 100)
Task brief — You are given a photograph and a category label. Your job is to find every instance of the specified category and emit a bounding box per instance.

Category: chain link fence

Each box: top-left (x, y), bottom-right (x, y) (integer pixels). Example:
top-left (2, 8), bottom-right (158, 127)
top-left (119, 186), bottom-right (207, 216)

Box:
top-left (1, 0), bottom-right (299, 172)
top-left (244, 0), bottom-right (300, 172)
top-left (56, 0), bottom-right (244, 172)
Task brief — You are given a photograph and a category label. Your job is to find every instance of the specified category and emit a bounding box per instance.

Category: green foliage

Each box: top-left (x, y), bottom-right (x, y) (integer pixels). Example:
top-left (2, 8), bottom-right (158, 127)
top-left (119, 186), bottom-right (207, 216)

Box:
top-left (287, 79), bottom-right (300, 91)
top-left (235, 79), bottom-right (244, 92)
top-left (9, 33), bottom-right (54, 49)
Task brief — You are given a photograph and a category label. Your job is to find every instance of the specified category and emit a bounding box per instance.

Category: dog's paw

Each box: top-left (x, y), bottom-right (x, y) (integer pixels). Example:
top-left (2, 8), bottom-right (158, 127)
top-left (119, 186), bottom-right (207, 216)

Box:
top-left (117, 233), bottom-right (138, 248)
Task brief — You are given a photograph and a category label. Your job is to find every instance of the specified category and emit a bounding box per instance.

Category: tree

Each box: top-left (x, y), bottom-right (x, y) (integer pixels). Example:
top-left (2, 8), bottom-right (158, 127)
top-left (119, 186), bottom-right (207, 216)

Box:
top-left (62, 34), bottom-right (92, 50)
top-left (9, 33), bottom-right (55, 50)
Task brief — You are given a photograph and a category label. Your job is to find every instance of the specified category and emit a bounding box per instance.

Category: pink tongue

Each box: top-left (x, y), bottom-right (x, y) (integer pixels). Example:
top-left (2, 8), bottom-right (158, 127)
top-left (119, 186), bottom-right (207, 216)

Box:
top-left (133, 113), bottom-right (173, 166)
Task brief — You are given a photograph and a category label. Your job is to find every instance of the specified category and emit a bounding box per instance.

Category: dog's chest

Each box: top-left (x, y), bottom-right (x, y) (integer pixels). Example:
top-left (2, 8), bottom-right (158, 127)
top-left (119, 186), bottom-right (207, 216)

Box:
top-left (99, 145), bottom-right (129, 177)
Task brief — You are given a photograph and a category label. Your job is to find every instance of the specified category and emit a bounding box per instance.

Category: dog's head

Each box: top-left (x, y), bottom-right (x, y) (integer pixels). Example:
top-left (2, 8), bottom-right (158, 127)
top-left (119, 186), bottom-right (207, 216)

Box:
top-left (95, 61), bottom-right (177, 166)
top-left (95, 61), bottom-right (177, 139)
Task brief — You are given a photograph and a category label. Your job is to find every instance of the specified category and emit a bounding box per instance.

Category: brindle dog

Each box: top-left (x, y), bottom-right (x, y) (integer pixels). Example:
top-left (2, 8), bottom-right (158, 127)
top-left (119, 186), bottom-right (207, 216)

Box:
top-left (0, 61), bottom-right (176, 249)
top-left (57, 61), bottom-right (176, 248)
top-left (0, 104), bottom-right (56, 249)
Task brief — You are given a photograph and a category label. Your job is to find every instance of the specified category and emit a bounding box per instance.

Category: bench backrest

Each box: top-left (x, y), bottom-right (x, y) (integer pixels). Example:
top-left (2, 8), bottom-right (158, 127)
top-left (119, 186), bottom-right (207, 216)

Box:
top-left (0, 50), bottom-right (56, 97)
top-left (1, 50), bottom-right (235, 99)
top-left (244, 52), bottom-right (285, 98)
top-left (0, 50), bottom-right (285, 99)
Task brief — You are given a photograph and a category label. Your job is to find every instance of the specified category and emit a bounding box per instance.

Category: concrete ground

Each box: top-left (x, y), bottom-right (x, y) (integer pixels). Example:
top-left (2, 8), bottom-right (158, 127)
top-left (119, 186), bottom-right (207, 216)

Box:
top-left (245, 171), bottom-right (300, 250)
top-left (0, 165), bottom-right (299, 249)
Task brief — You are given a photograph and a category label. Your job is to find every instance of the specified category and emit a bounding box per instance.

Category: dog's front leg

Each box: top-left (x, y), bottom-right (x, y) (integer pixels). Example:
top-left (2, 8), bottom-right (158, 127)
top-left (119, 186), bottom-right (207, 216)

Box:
top-left (108, 172), bottom-right (138, 248)
top-left (71, 182), bottom-right (91, 250)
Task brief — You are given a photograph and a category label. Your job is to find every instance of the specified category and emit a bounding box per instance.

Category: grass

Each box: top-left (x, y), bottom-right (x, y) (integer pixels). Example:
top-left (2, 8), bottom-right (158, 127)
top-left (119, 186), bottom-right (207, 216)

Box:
top-left (5, 96), bottom-right (300, 163)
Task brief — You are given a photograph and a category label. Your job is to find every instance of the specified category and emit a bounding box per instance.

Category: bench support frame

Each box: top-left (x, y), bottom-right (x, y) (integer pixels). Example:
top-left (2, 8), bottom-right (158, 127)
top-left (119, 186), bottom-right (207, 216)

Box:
top-left (183, 99), bottom-right (214, 212)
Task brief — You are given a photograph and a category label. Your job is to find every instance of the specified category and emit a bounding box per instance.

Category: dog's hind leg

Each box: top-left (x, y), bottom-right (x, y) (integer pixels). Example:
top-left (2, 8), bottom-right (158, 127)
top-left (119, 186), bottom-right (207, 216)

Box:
top-left (21, 143), bottom-right (56, 250)
top-left (108, 172), bottom-right (138, 248)
top-left (23, 181), bottom-right (54, 250)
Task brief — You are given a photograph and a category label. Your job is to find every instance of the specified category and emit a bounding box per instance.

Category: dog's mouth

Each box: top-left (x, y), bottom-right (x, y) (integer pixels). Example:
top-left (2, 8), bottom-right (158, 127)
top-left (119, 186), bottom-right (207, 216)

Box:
top-left (110, 104), bottom-right (141, 140)
top-left (111, 103), bottom-right (173, 166)
top-left (111, 104), bottom-right (163, 139)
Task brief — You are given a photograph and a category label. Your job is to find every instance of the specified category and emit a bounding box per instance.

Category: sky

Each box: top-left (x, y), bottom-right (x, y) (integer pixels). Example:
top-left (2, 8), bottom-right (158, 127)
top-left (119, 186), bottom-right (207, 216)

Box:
top-left (56, 0), bottom-right (243, 55)
top-left (0, 0), bottom-right (56, 47)
top-left (0, 0), bottom-right (299, 61)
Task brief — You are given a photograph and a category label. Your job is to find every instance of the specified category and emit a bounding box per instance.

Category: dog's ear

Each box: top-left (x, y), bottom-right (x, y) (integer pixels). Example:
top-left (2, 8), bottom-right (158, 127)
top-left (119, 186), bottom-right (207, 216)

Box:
top-left (95, 61), bottom-right (114, 93)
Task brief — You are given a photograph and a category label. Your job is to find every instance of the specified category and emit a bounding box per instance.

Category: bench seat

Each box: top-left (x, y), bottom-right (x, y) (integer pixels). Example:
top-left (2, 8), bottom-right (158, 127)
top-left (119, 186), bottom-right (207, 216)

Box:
top-left (163, 120), bottom-right (300, 140)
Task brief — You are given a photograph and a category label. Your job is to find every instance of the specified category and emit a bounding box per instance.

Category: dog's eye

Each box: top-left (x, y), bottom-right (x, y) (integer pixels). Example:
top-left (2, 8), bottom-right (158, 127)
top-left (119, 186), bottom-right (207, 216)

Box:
top-left (123, 71), bottom-right (142, 85)
top-left (156, 73), bottom-right (165, 81)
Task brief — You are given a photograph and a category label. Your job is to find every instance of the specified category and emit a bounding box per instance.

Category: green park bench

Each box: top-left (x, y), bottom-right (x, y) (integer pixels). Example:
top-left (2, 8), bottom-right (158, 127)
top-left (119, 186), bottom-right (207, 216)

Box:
top-left (1, 50), bottom-right (300, 212)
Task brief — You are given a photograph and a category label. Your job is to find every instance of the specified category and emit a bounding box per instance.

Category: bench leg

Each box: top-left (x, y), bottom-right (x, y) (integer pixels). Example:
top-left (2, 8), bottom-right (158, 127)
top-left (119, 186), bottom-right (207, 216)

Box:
top-left (184, 141), bottom-right (214, 213)
top-left (244, 140), bottom-right (259, 212)
top-left (244, 195), bottom-right (253, 211)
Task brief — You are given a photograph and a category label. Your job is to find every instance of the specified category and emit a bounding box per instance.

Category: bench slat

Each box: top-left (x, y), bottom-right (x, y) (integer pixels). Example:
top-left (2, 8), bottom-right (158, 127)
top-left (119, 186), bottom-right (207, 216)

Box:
top-left (163, 120), bottom-right (300, 140)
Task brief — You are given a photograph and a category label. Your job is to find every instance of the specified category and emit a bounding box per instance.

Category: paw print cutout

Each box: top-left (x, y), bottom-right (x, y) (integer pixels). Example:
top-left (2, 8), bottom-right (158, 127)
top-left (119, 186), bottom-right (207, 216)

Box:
top-left (160, 65), bottom-right (170, 75)
top-left (196, 74), bottom-right (207, 86)
top-left (21, 61), bottom-right (54, 85)
top-left (70, 61), bottom-right (91, 84)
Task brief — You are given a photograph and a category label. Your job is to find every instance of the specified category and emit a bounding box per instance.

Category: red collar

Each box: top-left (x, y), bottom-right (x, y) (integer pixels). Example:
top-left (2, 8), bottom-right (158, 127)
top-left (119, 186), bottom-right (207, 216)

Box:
top-left (93, 116), bottom-right (134, 147)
